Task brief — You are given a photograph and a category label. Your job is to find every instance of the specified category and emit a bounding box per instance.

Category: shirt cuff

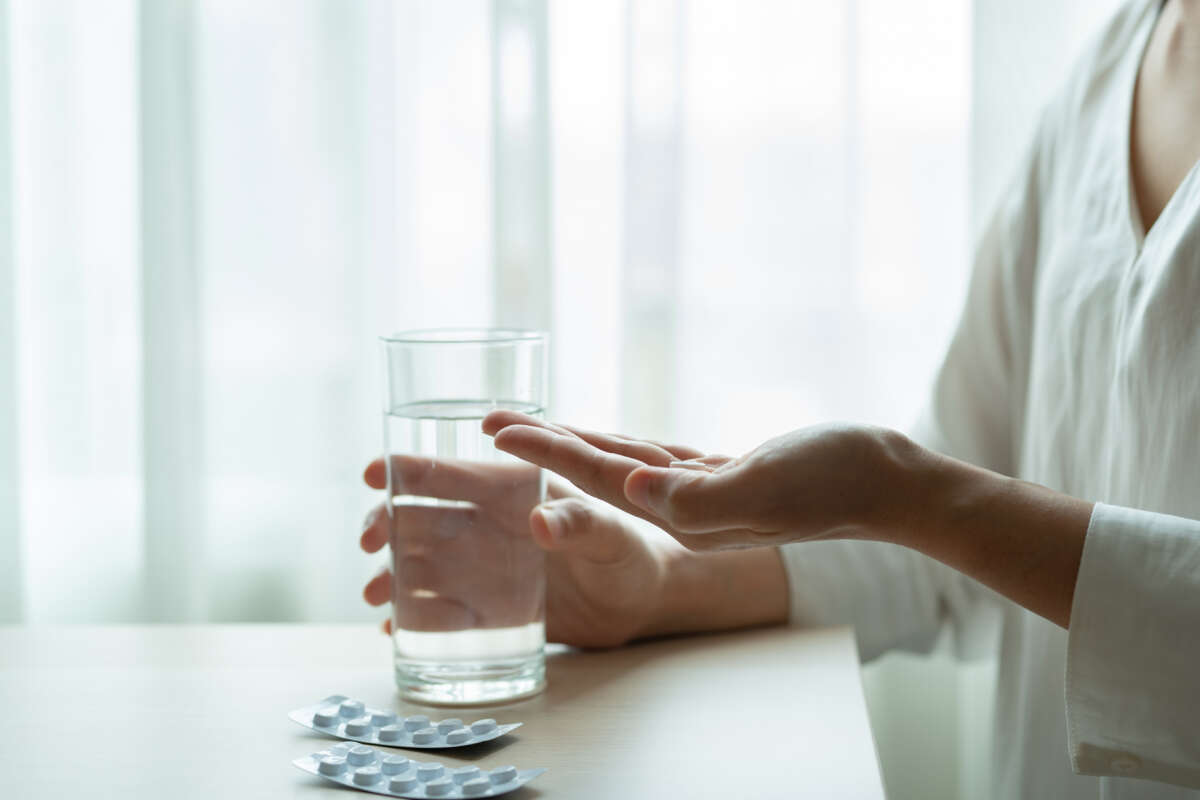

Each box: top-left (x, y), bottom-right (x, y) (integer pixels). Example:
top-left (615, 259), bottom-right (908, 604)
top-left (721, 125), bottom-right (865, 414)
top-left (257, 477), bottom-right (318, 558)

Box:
top-left (1065, 503), bottom-right (1200, 789)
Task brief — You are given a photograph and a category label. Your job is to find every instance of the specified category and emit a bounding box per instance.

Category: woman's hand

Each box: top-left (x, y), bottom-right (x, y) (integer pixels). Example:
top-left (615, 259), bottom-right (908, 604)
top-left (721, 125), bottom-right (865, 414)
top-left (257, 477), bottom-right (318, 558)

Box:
top-left (359, 458), bottom-right (676, 648)
top-left (481, 411), bottom-right (927, 551)
top-left (483, 410), bottom-right (1096, 629)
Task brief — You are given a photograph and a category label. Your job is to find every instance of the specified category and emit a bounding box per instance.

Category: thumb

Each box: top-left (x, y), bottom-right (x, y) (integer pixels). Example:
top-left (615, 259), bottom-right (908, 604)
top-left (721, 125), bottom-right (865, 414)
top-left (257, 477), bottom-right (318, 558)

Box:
top-left (530, 498), bottom-right (632, 563)
top-left (624, 465), bottom-right (736, 532)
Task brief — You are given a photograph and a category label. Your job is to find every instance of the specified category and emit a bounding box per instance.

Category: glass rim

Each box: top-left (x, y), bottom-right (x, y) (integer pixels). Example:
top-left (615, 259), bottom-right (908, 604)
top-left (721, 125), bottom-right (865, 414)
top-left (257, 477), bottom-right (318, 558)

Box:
top-left (379, 327), bottom-right (548, 345)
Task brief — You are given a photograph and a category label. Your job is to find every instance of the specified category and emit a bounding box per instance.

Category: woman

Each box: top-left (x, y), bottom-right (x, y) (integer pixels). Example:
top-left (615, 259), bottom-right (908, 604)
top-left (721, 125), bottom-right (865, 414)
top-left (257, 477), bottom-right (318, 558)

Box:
top-left (360, 0), bottom-right (1200, 795)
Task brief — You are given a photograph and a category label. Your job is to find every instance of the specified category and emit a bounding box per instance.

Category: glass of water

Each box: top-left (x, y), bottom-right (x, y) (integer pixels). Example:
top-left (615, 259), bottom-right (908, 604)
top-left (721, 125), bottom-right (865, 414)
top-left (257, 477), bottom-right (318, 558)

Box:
top-left (380, 328), bottom-right (548, 705)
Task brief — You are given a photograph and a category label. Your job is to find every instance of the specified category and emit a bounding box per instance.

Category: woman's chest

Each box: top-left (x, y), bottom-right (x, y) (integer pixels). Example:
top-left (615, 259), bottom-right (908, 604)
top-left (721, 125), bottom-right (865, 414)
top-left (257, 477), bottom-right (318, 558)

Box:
top-left (1019, 214), bottom-right (1200, 510)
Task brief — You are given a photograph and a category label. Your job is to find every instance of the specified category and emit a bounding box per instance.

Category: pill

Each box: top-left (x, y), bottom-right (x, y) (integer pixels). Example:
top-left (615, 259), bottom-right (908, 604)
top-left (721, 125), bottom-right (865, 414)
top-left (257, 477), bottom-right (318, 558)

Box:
top-left (489, 765), bottom-right (518, 784)
top-left (389, 775), bottom-right (418, 792)
top-left (312, 707), bottom-right (340, 727)
top-left (469, 718), bottom-right (497, 734)
top-left (369, 710), bottom-right (397, 727)
top-left (411, 727), bottom-right (439, 745)
top-left (425, 777), bottom-right (454, 796)
top-left (329, 742), bottom-right (353, 755)
top-left (403, 715), bottom-right (430, 732)
top-left (436, 718), bottom-right (464, 734)
top-left (317, 756), bottom-right (347, 776)
top-left (416, 763), bottom-right (444, 781)
top-left (347, 745), bottom-right (375, 766)
top-left (344, 716), bottom-right (373, 736)
top-left (353, 766), bottom-right (382, 786)
top-left (339, 699), bottom-right (365, 718)
top-left (444, 727), bottom-right (471, 745)
top-left (462, 776), bottom-right (492, 795)
top-left (380, 755), bottom-right (410, 775)
top-left (378, 724), bottom-right (403, 742)
top-left (451, 766), bottom-right (481, 784)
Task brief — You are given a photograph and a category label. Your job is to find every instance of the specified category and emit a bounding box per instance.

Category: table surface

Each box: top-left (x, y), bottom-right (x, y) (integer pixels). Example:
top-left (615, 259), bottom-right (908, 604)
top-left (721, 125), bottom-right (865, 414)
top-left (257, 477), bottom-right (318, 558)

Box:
top-left (0, 624), bottom-right (884, 798)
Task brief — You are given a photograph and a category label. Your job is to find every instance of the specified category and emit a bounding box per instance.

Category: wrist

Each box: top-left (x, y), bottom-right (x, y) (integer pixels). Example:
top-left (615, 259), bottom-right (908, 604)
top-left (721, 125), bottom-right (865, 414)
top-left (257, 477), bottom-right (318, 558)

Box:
top-left (638, 543), bottom-right (703, 639)
top-left (865, 428), bottom-right (947, 547)
top-left (893, 444), bottom-right (1093, 627)
top-left (896, 441), bottom-right (1025, 565)
top-left (637, 541), bottom-right (789, 640)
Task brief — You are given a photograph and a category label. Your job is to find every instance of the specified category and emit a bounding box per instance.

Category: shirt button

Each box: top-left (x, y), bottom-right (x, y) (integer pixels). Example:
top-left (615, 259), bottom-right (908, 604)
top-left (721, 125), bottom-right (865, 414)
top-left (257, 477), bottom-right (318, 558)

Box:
top-left (1110, 753), bottom-right (1141, 775)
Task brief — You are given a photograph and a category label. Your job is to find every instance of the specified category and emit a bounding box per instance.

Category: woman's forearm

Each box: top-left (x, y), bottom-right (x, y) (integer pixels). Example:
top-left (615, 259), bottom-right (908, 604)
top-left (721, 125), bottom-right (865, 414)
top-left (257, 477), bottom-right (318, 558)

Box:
top-left (643, 444), bottom-right (1094, 637)
top-left (901, 448), bottom-right (1095, 628)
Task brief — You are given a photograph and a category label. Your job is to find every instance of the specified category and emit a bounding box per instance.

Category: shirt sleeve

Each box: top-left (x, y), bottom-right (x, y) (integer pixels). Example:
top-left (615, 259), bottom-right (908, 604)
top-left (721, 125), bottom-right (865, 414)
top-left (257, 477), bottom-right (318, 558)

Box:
top-left (779, 539), bottom-right (998, 662)
top-left (1065, 503), bottom-right (1200, 788)
top-left (780, 110), bottom-right (1051, 663)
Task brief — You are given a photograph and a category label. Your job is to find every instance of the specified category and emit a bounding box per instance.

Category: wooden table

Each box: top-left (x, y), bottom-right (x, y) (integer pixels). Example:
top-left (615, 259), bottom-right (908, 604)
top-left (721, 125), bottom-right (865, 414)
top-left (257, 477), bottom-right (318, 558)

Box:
top-left (0, 625), bottom-right (884, 798)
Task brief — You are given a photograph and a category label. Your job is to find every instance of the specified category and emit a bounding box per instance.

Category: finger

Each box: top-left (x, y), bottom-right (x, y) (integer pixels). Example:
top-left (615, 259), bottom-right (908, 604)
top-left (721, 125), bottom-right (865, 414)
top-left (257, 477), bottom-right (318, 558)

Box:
top-left (492, 424), bottom-right (645, 511)
top-left (668, 460), bottom-right (716, 473)
top-left (394, 549), bottom-right (543, 630)
top-left (368, 454), bottom-right (537, 505)
top-left (363, 568), bottom-right (392, 606)
top-left (596, 429), bottom-right (706, 461)
top-left (364, 457), bottom-right (388, 490)
top-left (381, 617), bottom-right (392, 635)
top-left (389, 504), bottom-right (490, 544)
top-left (686, 454), bottom-right (735, 467)
top-left (668, 454), bottom-right (736, 473)
top-left (558, 423), bottom-right (680, 466)
top-left (360, 504), bottom-right (389, 553)
top-left (642, 439), bottom-right (705, 460)
top-left (363, 504), bottom-right (486, 553)
top-left (624, 464), bottom-right (744, 533)
top-left (387, 556), bottom-right (479, 631)
top-left (482, 409), bottom-right (566, 437)
top-left (485, 410), bottom-right (701, 465)
top-left (389, 455), bottom-right (497, 502)
top-left (530, 498), bottom-right (632, 563)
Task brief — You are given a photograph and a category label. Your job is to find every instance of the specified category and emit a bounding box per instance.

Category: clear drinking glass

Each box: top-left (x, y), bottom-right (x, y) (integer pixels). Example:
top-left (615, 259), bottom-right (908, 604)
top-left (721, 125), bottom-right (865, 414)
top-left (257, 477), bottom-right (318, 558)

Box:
top-left (380, 328), bottom-right (548, 705)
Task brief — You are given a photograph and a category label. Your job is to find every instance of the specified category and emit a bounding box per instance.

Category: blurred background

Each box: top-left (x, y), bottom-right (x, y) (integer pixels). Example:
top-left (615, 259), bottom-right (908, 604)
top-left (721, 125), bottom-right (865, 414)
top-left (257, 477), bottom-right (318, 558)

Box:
top-left (0, 0), bottom-right (1121, 796)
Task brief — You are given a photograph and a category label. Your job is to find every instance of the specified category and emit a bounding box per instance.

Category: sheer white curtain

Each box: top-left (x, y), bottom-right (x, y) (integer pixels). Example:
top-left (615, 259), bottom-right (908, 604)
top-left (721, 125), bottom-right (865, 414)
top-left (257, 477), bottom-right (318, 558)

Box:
top-left (556, 0), bottom-right (974, 447)
top-left (2, 0), bottom-right (974, 625)
top-left (5, 0), bottom-right (398, 623)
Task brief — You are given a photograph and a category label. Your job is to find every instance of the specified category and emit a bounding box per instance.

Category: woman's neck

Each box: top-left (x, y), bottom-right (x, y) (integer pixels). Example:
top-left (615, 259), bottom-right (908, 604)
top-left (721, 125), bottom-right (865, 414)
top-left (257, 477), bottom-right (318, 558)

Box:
top-left (1159, 0), bottom-right (1200, 72)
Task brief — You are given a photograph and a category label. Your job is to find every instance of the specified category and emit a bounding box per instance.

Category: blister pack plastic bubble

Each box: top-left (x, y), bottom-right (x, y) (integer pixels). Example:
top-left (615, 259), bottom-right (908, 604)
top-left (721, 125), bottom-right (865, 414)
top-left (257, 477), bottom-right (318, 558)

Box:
top-left (294, 742), bottom-right (545, 798)
top-left (289, 695), bottom-right (521, 749)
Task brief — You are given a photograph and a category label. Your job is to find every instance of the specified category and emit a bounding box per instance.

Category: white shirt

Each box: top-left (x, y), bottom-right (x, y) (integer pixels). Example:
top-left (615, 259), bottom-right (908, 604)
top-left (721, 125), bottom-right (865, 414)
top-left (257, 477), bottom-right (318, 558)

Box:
top-left (779, 1), bottom-right (1200, 796)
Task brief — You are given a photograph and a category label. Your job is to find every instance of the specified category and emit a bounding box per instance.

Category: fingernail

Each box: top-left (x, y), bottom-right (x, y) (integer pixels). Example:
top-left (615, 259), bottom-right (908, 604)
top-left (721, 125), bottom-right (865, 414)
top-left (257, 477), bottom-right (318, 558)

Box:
top-left (626, 467), bottom-right (669, 514)
top-left (539, 507), bottom-right (564, 541)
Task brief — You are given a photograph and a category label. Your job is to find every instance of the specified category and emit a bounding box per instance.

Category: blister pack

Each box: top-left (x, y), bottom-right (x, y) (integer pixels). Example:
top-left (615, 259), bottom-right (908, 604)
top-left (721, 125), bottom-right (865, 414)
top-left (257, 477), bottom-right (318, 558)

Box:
top-left (294, 742), bottom-right (545, 798)
top-left (289, 695), bottom-right (521, 749)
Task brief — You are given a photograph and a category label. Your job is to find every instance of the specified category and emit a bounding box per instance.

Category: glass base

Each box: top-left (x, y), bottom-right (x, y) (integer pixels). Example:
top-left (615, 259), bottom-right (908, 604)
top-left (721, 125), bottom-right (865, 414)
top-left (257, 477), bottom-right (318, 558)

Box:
top-left (395, 653), bottom-right (545, 707)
